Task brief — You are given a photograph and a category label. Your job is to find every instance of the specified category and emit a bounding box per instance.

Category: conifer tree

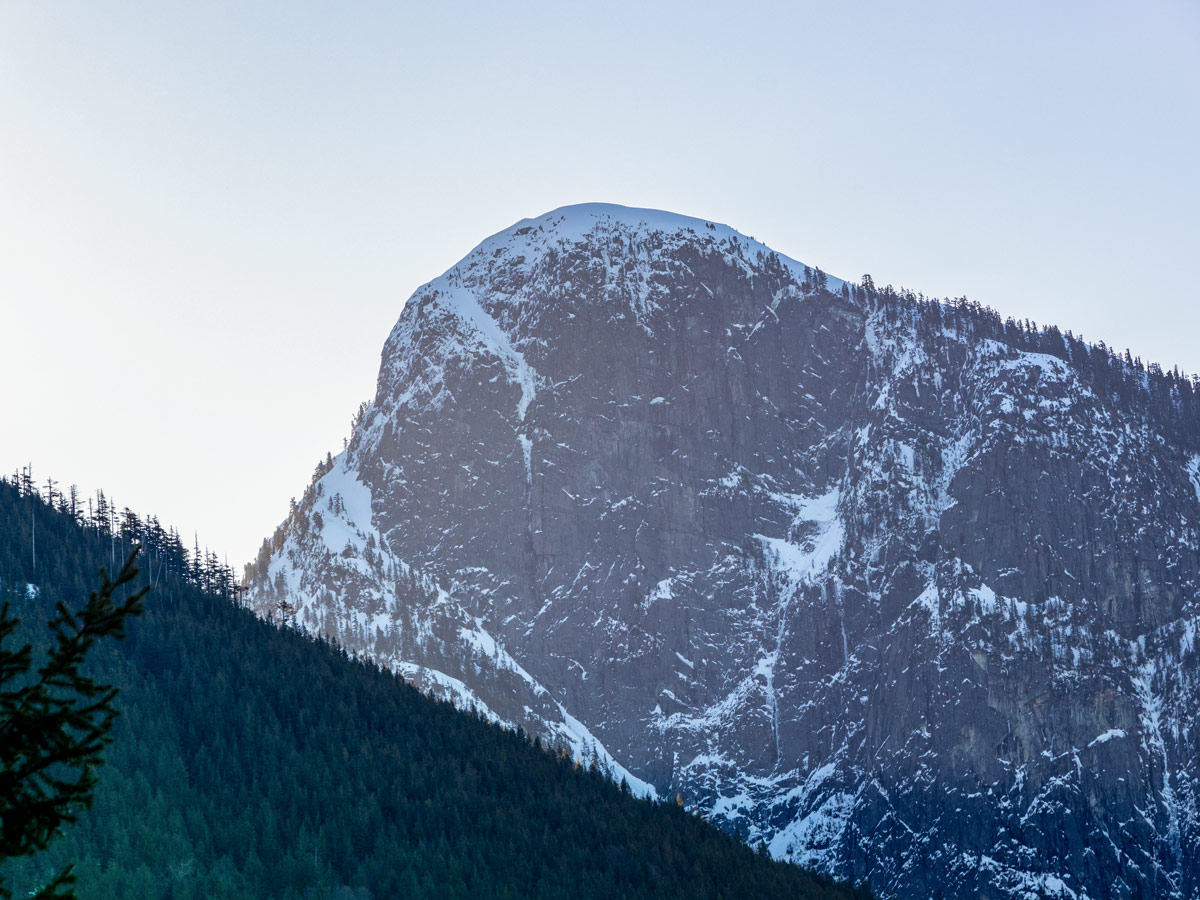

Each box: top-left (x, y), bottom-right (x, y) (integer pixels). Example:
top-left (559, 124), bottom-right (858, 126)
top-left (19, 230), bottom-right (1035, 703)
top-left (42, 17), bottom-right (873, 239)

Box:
top-left (0, 549), bottom-right (147, 899)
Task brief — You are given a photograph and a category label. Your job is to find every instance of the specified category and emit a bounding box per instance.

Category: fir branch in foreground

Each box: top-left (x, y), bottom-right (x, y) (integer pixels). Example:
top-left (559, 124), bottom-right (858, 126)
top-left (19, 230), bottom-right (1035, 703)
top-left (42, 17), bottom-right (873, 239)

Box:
top-left (0, 548), bottom-right (147, 899)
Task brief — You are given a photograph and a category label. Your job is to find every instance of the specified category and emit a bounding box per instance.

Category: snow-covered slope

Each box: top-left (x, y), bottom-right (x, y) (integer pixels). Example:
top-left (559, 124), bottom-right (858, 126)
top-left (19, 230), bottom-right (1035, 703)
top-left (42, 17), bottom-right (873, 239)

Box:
top-left (245, 203), bottom-right (1200, 899)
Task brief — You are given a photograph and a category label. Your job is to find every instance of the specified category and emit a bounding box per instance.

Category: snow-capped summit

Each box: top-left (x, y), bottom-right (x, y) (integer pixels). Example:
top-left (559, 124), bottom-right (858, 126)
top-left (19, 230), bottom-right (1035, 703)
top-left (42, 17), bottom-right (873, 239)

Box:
top-left (443, 202), bottom-right (840, 286)
top-left (246, 206), bottom-right (1200, 900)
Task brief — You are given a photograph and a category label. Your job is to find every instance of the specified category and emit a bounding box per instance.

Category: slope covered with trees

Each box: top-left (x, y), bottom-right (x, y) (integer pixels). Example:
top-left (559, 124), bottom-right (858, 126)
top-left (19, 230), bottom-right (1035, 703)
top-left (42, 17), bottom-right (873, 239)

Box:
top-left (0, 478), bottom-right (865, 900)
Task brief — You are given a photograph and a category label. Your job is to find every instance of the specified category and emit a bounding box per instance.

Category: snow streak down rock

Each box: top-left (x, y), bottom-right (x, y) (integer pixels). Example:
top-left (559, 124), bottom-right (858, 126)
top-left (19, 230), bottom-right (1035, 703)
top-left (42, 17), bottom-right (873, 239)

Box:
top-left (245, 203), bottom-right (1200, 900)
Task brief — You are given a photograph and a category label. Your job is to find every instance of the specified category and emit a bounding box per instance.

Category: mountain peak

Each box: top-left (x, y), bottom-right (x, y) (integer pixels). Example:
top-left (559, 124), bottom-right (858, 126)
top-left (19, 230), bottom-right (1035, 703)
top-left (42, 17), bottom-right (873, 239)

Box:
top-left (442, 202), bottom-right (841, 294)
top-left (248, 209), bottom-right (1200, 900)
top-left (506, 202), bottom-right (743, 242)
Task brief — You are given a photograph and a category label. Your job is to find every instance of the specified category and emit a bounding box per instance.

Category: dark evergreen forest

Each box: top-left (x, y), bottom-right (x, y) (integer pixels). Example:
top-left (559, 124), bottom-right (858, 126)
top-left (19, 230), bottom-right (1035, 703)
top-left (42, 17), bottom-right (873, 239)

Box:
top-left (0, 478), bottom-right (866, 900)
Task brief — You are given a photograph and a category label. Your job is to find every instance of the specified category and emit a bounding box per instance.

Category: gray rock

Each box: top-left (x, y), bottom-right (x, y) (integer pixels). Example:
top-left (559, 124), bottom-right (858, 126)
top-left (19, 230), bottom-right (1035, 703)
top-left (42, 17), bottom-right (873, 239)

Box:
top-left (245, 203), bottom-right (1200, 900)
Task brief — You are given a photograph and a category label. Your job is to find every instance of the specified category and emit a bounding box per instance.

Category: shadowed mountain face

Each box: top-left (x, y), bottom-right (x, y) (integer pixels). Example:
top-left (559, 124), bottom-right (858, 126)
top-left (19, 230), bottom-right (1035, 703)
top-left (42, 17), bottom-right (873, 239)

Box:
top-left (245, 204), bottom-right (1200, 900)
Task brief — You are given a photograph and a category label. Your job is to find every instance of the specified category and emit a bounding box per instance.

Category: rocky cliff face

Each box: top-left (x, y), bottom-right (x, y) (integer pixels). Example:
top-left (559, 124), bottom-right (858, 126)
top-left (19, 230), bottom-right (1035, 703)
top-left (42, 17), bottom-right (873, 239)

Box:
top-left (245, 204), bottom-right (1200, 900)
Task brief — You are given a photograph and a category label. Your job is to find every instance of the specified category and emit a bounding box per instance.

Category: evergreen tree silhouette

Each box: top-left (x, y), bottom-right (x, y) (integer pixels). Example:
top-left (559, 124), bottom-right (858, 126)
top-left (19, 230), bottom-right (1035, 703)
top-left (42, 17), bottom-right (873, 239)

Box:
top-left (0, 549), bottom-right (146, 899)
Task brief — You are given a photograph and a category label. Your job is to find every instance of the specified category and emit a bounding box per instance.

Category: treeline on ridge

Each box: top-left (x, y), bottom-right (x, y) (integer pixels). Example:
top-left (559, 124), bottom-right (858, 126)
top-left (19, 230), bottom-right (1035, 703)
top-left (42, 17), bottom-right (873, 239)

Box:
top-left (846, 274), bottom-right (1200, 445)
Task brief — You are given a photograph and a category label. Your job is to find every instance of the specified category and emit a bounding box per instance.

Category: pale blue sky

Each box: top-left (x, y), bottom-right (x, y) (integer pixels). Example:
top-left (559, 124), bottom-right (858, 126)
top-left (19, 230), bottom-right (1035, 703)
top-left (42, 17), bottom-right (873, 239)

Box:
top-left (2, 0), bottom-right (1197, 567)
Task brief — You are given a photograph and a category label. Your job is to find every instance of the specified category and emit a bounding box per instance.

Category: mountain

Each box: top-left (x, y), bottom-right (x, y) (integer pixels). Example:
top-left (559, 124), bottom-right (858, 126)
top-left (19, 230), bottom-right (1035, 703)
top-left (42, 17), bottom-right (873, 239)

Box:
top-left (244, 203), bottom-right (1200, 900)
top-left (0, 479), bottom-right (863, 900)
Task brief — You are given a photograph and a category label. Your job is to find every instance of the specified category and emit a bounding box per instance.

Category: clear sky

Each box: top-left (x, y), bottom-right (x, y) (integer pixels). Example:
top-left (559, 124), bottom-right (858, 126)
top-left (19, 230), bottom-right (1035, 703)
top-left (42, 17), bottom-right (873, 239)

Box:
top-left (2, 0), bottom-right (1197, 570)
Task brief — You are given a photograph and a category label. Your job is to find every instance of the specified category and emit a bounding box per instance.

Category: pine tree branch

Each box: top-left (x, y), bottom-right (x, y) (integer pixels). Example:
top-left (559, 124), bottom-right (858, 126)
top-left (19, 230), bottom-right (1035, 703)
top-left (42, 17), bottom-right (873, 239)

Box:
top-left (0, 547), bottom-right (147, 896)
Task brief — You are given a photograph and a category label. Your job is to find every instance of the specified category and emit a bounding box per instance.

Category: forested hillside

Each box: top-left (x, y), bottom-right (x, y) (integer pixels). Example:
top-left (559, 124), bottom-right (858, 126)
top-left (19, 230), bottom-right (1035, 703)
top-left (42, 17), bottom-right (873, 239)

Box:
top-left (0, 478), bottom-right (865, 900)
